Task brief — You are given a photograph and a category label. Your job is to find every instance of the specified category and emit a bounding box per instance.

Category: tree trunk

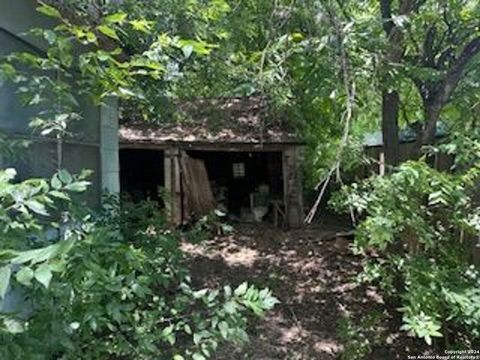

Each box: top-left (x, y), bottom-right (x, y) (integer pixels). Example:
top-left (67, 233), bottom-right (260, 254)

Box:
top-left (411, 100), bottom-right (441, 158)
top-left (382, 90), bottom-right (401, 166)
top-left (378, 0), bottom-right (412, 168)
top-left (422, 104), bottom-right (441, 143)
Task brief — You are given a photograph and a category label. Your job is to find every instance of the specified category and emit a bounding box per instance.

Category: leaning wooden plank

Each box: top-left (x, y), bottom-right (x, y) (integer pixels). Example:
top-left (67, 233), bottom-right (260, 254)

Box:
top-left (180, 152), bottom-right (216, 220)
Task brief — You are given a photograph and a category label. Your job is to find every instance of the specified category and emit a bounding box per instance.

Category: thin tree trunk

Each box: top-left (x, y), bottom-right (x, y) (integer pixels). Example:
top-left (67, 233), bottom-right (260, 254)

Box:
top-left (382, 90), bottom-right (401, 166)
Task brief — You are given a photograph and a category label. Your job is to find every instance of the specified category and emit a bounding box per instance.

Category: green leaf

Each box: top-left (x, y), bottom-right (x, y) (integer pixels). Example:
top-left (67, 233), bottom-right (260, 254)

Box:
top-left (104, 12), bottom-right (127, 24)
top-left (43, 30), bottom-right (57, 45)
top-left (193, 288), bottom-right (208, 299)
top-left (50, 190), bottom-right (70, 200)
top-left (223, 301), bottom-right (237, 314)
top-left (0, 266), bottom-right (11, 299)
top-left (85, 31), bottom-right (98, 44)
top-left (37, 4), bottom-right (62, 19)
top-left (51, 174), bottom-right (62, 190)
top-left (234, 282), bottom-right (248, 296)
top-left (58, 169), bottom-right (73, 184)
top-left (117, 87), bottom-right (137, 98)
top-left (25, 200), bottom-right (49, 216)
top-left (425, 335), bottom-right (432, 345)
top-left (12, 244), bottom-right (60, 265)
top-left (161, 324), bottom-right (174, 337)
top-left (1, 168), bottom-right (17, 182)
top-left (3, 318), bottom-right (26, 334)
top-left (98, 25), bottom-right (120, 41)
top-left (64, 181), bottom-right (90, 192)
top-left (262, 294), bottom-right (280, 309)
top-left (218, 321), bottom-right (229, 339)
top-left (0, 250), bottom-right (17, 262)
top-left (69, 322), bottom-right (80, 330)
top-left (193, 332), bottom-right (202, 345)
top-left (34, 264), bottom-right (53, 288)
top-left (129, 19), bottom-right (152, 33)
top-left (48, 260), bottom-right (66, 273)
top-left (177, 39), bottom-right (217, 56)
top-left (16, 266), bottom-right (34, 286)
top-left (182, 45), bottom-right (194, 59)
top-left (192, 353), bottom-right (206, 360)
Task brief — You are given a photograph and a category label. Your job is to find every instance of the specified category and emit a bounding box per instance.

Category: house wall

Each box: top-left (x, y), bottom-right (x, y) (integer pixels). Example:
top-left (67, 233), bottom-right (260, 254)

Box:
top-left (0, 0), bottom-right (120, 315)
top-left (0, 0), bottom-right (119, 204)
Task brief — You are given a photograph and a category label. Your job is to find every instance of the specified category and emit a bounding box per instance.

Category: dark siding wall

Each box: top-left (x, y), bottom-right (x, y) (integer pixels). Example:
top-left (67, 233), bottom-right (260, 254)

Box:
top-left (0, 0), bottom-right (103, 206)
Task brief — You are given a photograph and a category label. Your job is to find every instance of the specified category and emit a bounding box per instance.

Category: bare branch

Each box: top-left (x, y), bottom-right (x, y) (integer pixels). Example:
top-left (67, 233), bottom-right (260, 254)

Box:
top-left (305, 3), bottom-right (356, 224)
top-left (305, 168), bottom-right (334, 224)
top-left (435, 37), bottom-right (480, 106)
top-left (414, 37), bottom-right (480, 147)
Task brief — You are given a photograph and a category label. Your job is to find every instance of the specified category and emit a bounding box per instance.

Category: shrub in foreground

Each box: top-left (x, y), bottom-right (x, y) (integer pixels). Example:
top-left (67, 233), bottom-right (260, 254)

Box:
top-left (0, 170), bottom-right (278, 359)
top-left (333, 160), bottom-right (480, 348)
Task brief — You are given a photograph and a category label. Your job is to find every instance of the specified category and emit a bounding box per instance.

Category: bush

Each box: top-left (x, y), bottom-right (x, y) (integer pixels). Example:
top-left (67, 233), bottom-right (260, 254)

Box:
top-left (332, 160), bottom-right (480, 347)
top-left (0, 171), bottom-right (278, 360)
top-left (337, 312), bottom-right (384, 360)
top-left (184, 209), bottom-right (234, 244)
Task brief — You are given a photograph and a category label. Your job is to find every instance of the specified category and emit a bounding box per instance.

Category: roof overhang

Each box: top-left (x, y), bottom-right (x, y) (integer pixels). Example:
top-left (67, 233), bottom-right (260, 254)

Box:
top-left (119, 139), bottom-right (305, 152)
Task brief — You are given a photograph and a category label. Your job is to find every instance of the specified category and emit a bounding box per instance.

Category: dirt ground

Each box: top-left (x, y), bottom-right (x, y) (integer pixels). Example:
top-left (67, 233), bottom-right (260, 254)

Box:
top-left (182, 222), bottom-right (423, 360)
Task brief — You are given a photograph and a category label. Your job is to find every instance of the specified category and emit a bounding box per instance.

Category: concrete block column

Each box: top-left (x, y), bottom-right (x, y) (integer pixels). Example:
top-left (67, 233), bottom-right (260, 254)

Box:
top-left (100, 97), bottom-right (120, 194)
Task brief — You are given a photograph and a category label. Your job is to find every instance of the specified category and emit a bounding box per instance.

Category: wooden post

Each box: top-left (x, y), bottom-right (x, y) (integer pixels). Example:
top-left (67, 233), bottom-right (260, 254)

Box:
top-left (283, 146), bottom-right (304, 228)
top-left (164, 148), bottom-right (182, 226)
top-left (379, 151), bottom-right (385, 176)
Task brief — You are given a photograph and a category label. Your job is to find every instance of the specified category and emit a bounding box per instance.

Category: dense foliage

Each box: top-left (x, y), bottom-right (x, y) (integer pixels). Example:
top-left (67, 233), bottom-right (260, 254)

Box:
top-left (333, 148), bottom-right (480, 346)
top-left (15, 1), bottom-right (477, 180)
top-left (0, 172), bottom-right (278, 359)
top-left (0, 4), bottom-right (279, 359)
top-left (1, 0), bottom-right (480, 357)
top-left (0, 2), bottom-right (218, 159)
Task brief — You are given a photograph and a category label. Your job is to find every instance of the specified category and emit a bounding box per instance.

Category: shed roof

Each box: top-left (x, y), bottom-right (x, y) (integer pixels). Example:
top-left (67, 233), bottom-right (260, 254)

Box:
top-left (119, 97), bottom-right (303, 146)
top-left (363, 122), bottom-right (448, 147)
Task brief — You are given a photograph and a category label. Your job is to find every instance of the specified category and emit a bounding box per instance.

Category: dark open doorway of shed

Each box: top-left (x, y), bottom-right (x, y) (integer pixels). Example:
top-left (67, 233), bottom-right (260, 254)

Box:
top-left (120, 149), bottom-right (165, 204)
top-left (187, 150), bottom-right (284, 222)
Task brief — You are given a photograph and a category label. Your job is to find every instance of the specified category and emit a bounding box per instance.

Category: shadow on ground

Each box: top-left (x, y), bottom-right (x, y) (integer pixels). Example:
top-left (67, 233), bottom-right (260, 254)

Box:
top-left (182, 223), bottom-right (421, 360)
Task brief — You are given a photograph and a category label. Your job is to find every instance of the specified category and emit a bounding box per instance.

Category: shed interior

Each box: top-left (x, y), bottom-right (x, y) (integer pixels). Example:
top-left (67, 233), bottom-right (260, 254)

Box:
top-left (120, 149), bottom-right (164, 203)
top-left (187, 150), bottom-right (284, 221)
top-left (119, 147), bottom-right (286, 223)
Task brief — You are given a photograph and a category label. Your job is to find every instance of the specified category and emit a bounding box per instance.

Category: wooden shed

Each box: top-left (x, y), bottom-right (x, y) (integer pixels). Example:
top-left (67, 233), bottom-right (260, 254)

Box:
top-left (119, 98), bottom-right (305, 228)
